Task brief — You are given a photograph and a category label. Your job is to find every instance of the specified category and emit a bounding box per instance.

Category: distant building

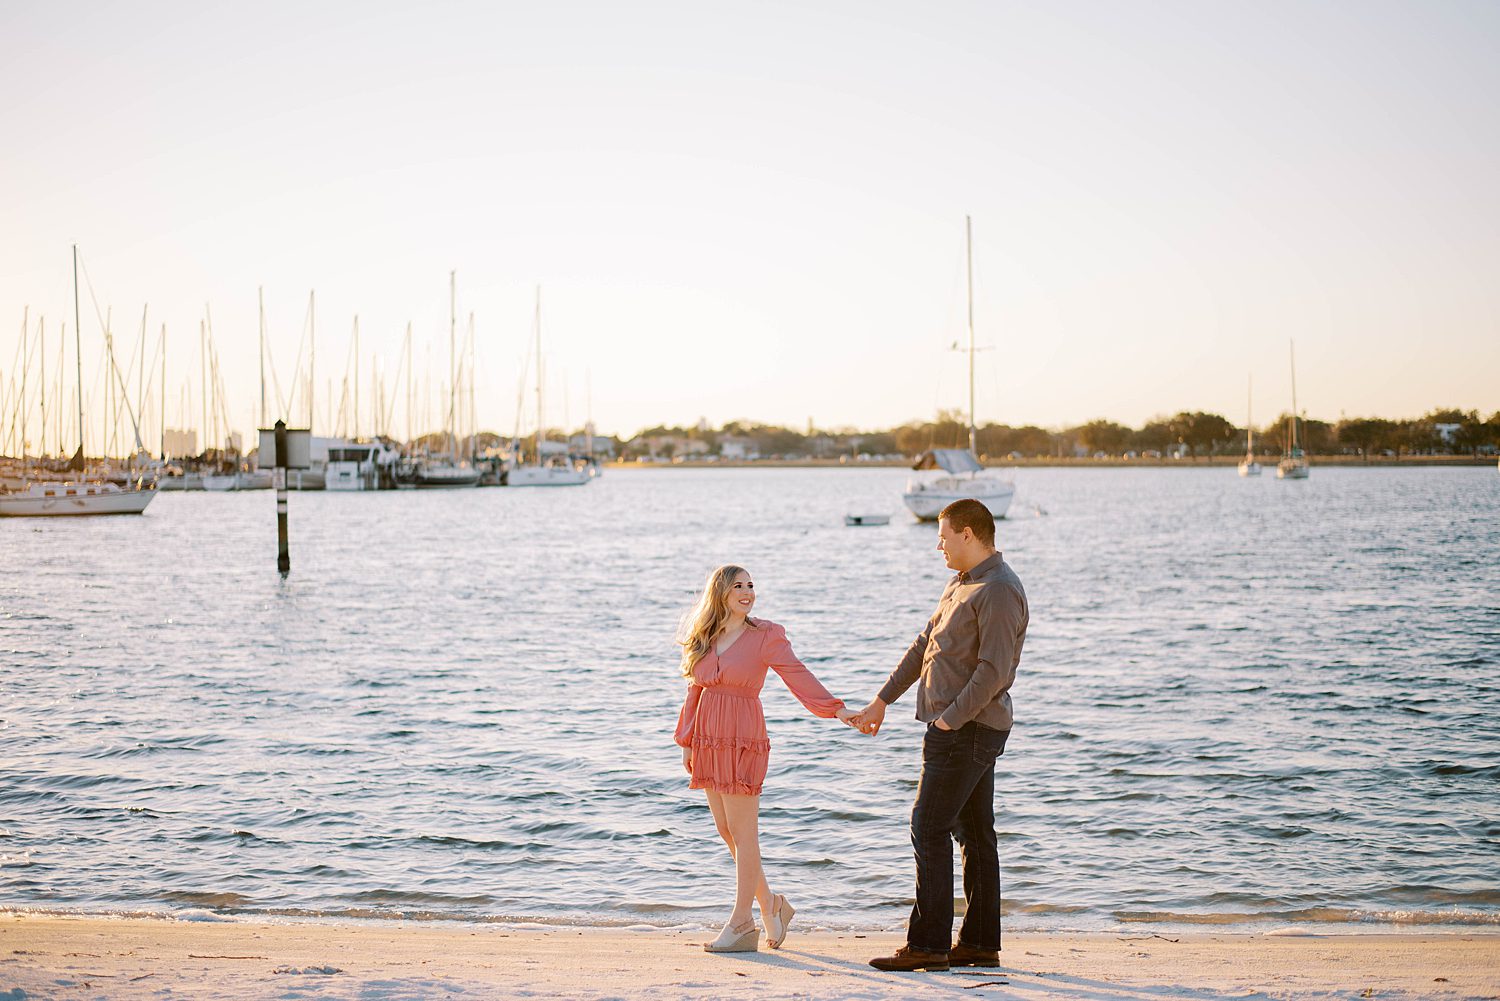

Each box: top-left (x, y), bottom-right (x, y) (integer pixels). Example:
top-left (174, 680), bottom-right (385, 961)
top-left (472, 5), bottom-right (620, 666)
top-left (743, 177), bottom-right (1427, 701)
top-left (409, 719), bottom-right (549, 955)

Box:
top-left (633, 434), bottom-right (710, 460)
top-left (718, 435), bottom-right (759, 461)
top-left (163, 428), bottom-right (197, 457)
top-left (567, 432), bottom-right (616, 458)
top-left (1434, 423), bottom-right (1462, 446)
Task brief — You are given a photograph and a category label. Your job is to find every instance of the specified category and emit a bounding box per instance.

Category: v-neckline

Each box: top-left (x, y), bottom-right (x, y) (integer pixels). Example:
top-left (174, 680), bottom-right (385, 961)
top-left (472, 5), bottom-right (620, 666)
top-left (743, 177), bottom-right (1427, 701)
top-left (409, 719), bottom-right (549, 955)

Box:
top-left (714, 624), bottom-right (751, 658)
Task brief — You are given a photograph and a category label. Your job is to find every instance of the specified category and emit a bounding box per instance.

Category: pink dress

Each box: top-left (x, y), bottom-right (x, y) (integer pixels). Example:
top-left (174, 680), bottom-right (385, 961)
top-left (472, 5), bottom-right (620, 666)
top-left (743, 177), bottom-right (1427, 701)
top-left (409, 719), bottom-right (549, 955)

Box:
top-left (674, 619), bottom-right (845, 796)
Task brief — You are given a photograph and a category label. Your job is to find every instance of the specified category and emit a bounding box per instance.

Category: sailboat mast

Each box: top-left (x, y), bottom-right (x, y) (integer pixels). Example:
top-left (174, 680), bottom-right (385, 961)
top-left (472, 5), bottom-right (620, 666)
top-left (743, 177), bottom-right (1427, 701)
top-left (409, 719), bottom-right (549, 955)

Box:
top-left (160, 323), bottom-right (167, 460)
top-left (966, 215), bottom-right (977, 457)
top-left (56, 320), bottom-right (65, 454)
top-left (137, 305), bottom-right (145, 447)
top-left (200, 320), bottom-right (208, 458)
top-left (38, 316), bottom-right (45, 461)
top-left (449, 271), bottom-right (457, 458)
top-left (535, 286), bottom-right (543, 465)
top-left (1246, 375), bottom-right (1254, 454)
top-left (258, 286), bottom-right (266, 428)
top-left (72, 246), bottom-right (83, 460)
top-left (20, 307), bottom-right (29, 463)
top-left (1288, 340), bottom-right (1299, 452)
top-left (309, 290), bottom-right (316, 430)
top-left (405, 322), bottom-right (413, 446)
top-left (468, 312), bottom-right (476, 461)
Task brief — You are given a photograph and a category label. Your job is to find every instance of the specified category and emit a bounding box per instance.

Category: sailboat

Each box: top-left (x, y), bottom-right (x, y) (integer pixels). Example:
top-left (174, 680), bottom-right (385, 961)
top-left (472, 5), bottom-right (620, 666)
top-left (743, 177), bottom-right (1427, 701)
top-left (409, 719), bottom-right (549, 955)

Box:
top-left (409, 272), bottom-right (480, 488)
top-left (0, 248), bottom-right (155, 517)
top-left (508, 287), bottom-right (590, 487)
top-left (1276, 341), bottom-right (1310, 480)
top-left (901, 217), bottom-right (1015, 521)
top-left (1238, 375), bottom-right (1262, 477)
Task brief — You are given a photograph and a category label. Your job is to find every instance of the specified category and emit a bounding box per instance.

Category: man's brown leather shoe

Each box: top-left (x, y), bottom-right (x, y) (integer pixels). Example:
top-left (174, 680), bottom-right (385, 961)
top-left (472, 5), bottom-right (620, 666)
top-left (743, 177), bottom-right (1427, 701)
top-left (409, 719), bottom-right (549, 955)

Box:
top-left (869, 946), bottom-right (950, 972)
top-left (949, 942), bottom-right (1000, 967)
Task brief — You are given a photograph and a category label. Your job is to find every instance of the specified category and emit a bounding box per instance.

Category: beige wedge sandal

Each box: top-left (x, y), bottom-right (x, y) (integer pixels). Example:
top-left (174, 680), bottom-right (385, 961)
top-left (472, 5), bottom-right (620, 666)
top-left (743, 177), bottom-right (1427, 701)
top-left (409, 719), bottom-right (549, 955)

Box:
top-left (703, 919), bottom-right (760, 953)
top-left (765, 894), bottom-right (796, 949)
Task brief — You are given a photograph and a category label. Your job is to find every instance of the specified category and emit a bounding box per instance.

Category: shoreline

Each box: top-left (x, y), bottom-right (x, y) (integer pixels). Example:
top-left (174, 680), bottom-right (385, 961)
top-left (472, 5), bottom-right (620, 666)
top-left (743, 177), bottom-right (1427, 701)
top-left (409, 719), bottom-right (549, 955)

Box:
top-left (6, 913), bottom-right (1497, 1000)
top-left (611, 455), bottom-right (1497, 469)
top-left (5, 904), bottom-right (1497, 935)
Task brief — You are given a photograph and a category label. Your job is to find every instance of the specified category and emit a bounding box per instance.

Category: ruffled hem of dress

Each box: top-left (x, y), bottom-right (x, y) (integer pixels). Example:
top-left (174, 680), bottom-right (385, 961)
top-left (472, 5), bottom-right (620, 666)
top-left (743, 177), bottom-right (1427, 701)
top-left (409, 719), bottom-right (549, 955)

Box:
top-left (689, 777), bottom-right (765, 795)
top-left (686, 735), bottom-right (770, 795)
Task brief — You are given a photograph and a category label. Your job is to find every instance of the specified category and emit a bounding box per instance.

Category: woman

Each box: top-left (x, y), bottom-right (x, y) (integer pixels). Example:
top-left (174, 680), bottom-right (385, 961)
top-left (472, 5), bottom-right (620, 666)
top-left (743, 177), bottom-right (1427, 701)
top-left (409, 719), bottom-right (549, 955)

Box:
top-left (674, 564), bottom-right (860, 953)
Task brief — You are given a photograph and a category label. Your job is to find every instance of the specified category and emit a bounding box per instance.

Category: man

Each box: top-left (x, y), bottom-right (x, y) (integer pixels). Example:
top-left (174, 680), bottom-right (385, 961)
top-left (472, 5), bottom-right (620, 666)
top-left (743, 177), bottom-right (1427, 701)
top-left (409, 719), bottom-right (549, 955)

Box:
top-left (850, 497), bottom-right (1029, 973)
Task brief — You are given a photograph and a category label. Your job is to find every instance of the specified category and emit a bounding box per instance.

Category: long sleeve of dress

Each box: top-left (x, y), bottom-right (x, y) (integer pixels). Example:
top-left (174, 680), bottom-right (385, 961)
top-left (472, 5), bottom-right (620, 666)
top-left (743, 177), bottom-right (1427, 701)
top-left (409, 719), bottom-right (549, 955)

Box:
top-left (674, 682), bottom-right (704, 747)
top-left (764, 624), bottom-right (845, 718)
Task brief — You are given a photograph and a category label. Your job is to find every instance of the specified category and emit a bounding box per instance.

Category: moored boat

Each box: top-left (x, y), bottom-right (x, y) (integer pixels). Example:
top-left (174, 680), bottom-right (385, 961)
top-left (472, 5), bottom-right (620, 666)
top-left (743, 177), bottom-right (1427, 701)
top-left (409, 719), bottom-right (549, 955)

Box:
top-left (0, 479), bottom-right (154, 517)
top-left (508, 287), bottom-right (591, 489)
top-left (903, 449), bottom-right (1015, 521)
top-left (900, 218), bottom-right (1015, 521)
top-left (507, 461), bottom-right (589, 487)
top-left (1277, 341), bottom-right (1311, 480)
top-left (1, 247), bottom-right (156, 517)
top-left (1238, 375), bottom-right (1262, 477)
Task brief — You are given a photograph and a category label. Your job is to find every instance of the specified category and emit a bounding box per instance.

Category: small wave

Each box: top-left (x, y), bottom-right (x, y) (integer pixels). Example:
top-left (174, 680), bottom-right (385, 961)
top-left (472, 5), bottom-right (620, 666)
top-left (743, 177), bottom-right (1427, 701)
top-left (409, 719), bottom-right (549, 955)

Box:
top-left (184, 829), bottom-right (282, 846)
top-left (1426, 761), bottom-right (1500, 778)
top-left (162, 891), bottom-right (256, 908)
top-left (344, 890), bottom-right (494, 906)
top-left (818, 810), bottom-right (883, 823)
top-left (1114, 907), bottom-right (1500, 927)
top-left (1003, 901), bottom-right (1091, 916)
top-left (411, 834), bottom-right (522, 850)
top-left (173, 908), bottom-right (239, 922)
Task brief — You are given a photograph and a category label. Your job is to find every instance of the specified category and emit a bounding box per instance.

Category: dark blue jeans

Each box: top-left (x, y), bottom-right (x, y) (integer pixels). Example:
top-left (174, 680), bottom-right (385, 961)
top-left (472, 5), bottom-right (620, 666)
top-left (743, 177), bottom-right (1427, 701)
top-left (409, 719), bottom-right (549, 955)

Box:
top-left (907, 720), bottom-right (1010, 953)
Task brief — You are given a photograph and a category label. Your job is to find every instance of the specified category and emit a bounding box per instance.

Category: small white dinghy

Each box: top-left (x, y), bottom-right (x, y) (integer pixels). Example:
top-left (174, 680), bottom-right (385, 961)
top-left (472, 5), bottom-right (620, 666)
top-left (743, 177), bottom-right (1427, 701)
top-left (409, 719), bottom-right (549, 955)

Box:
top-left (844, 514), bottom-right (890, 527)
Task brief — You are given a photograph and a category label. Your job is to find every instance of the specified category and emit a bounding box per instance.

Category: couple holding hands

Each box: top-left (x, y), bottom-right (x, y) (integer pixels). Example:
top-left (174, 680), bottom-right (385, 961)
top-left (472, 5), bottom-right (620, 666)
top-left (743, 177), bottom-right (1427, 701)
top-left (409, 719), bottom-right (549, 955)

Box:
top-left (673, 498), bottom-right (1029, 973)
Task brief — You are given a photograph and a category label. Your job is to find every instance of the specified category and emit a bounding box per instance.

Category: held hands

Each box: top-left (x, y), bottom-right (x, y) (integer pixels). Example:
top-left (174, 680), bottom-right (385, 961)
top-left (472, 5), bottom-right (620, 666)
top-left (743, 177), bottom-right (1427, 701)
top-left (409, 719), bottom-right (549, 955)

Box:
top-left (835, 707), bottom-right (862, 730)
top-left (841, 698), bottom-right (887, 736)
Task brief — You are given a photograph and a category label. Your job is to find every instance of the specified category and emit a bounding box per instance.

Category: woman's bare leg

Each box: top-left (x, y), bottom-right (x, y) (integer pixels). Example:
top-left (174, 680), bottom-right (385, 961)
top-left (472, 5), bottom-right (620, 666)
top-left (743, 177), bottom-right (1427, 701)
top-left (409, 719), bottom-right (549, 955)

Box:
top-left (719, 792), bottom-right (774, 928)
top-left (704, 790), bottom-right (773, 909)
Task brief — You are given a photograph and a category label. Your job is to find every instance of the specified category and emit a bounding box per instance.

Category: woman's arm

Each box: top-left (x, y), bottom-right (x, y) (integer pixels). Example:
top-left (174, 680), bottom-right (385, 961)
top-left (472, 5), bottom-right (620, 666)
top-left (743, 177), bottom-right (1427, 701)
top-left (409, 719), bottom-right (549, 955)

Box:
top-left (674, 682), bottom-right (704, 747)
top-left (765, 624), bottom-right (845, 718)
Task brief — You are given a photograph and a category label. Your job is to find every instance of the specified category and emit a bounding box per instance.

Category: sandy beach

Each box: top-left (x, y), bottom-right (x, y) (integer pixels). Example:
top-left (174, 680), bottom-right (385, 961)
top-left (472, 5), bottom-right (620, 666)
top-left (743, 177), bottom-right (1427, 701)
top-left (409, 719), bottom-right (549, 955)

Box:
top-left (3, 914), bottom-right (1497, 1000)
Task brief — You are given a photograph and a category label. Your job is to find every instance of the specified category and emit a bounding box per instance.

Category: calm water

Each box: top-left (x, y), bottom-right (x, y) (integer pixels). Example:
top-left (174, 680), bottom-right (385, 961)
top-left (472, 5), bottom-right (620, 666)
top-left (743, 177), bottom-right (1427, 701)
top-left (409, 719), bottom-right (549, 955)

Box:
top-left (3, 466), bottom-right (1498, 932)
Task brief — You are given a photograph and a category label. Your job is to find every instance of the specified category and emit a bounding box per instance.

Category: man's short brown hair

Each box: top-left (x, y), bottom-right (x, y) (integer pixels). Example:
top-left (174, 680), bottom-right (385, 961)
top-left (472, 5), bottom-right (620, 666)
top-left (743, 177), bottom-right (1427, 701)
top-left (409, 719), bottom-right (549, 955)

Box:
top-left (939, 498), bottom-right (996, 546)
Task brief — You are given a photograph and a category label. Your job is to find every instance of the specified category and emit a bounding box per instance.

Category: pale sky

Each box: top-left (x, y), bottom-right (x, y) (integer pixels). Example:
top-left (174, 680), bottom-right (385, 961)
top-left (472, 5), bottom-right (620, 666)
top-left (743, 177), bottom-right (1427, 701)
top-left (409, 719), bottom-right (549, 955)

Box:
top-left (2, 0), bottom-right (1496, 450)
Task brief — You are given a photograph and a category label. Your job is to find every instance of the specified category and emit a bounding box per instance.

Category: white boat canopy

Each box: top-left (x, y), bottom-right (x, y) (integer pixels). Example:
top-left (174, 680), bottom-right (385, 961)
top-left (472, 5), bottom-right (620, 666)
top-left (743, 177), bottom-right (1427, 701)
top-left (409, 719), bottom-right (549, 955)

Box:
top-left (911, 448), bottom-right (984, 474)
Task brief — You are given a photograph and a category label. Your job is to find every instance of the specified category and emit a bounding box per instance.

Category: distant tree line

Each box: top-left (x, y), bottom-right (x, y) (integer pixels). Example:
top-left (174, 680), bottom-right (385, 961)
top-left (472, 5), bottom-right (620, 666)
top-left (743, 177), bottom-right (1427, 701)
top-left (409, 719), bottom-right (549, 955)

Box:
top-left (613, 407), bottom-right (1500, 461)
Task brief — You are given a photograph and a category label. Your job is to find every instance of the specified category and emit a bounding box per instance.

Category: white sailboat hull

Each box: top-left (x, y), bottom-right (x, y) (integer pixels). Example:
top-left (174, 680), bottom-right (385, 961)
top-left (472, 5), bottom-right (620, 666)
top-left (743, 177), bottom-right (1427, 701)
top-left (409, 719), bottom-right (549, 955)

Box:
top-left (902, 474), bottom-right (1015, 521)
top-left (238, 470), bottom-right (273, 490)
top-left (1238, 460), bottom-right (1262, 477)
top-left (508, 464), bottom-right (590, 487)
top-left (1276, 460), bottom-right (1310, 479)
top-left (413, 465), bottom-right (480, 488)
top-left (0, 485), bottom-right (155, 517)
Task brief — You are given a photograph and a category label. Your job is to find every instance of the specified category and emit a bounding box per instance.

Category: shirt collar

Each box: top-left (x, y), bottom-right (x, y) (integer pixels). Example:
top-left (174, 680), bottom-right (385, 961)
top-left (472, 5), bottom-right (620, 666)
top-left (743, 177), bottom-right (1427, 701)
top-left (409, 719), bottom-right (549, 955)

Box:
top-left (957, 551), bottom-right (1003, 583)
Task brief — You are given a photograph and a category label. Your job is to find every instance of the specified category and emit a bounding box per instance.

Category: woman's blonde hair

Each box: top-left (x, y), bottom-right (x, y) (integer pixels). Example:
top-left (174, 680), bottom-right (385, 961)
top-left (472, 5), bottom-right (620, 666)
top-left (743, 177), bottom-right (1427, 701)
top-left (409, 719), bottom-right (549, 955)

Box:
top-left (678, 564), bottom-right (756, 677)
